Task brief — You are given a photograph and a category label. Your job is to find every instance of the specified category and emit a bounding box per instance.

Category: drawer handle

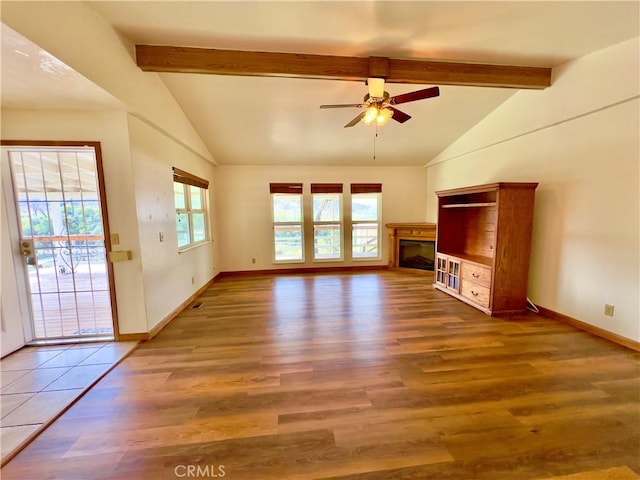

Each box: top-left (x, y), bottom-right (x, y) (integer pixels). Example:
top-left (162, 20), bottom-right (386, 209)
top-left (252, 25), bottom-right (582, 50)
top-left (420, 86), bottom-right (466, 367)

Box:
top-left (471, 290), bottom-right (479, 296)
top-left (472, 273), bottom-right (480, 278)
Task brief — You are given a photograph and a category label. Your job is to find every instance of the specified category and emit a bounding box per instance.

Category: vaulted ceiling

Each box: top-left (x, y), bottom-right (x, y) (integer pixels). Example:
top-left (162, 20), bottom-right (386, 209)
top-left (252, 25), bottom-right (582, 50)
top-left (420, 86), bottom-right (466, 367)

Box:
top-left (2, 1), bottom-right (639, 166)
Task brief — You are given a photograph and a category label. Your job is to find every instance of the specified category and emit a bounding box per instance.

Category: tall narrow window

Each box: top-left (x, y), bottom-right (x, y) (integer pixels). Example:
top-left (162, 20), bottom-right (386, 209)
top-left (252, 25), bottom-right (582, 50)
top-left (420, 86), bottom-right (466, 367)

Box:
top-left (270, 183), bottom-right (304, 262)
top-left (351, 183), bottom-right (382, 259)
top-left (173, 167), bottom-right (209, 250)
top-left (312, 183), bottom-right (343, 261)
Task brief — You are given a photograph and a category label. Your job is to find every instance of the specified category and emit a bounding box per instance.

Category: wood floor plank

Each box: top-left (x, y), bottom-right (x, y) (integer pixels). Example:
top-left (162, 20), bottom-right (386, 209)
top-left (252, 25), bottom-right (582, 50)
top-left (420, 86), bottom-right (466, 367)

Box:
top-left (540, 466), bottom-right (640, 479)
top-left (1, 270), bottom-right (638, 479)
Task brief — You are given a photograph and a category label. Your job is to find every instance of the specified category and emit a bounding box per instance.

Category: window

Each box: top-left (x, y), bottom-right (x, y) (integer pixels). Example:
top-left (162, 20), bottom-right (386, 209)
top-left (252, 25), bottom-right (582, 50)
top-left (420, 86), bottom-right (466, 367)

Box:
top-left (351, 183), bottom-right (382, 259)
top-left (270, 183), bottom-right (304, 262)
top-left (173, 167), bottom-right (209, 250)
top-left (312, 184), bottom-right (343, 261)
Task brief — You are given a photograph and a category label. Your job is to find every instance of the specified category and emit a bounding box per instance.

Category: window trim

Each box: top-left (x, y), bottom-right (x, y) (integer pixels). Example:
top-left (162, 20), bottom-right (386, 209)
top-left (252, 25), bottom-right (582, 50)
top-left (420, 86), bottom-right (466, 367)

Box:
top-left (173, 167), bottom-right (209, 189)
top-left (351, 183), bottom-right (382, 194)
top-left (350, 188), bottom-right (382, 261)
top-left (311, 185), bottom-right (343, 262)
top-left (271, 184), bottom-right (305, 263)
top-left (174, 169), bottom-right (209, 251)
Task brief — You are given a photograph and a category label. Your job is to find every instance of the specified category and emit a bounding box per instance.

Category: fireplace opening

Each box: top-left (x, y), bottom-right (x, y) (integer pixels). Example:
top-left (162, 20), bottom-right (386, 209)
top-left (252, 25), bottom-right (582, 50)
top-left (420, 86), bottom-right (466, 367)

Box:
top-left (399, 240), bottom-right (435, 271)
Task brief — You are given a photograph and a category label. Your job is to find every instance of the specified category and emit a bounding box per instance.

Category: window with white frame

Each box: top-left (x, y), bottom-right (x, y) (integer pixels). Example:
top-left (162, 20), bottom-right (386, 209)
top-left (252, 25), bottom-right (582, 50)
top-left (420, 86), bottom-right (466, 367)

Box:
top-left (173, 167), bottom-right (209, 250)
top-left (270, 183), bottom-right (304, 262)
top-left (351, 183), bottom-right (382, 259)
top-left (312, 183), bottom-right (343, 261)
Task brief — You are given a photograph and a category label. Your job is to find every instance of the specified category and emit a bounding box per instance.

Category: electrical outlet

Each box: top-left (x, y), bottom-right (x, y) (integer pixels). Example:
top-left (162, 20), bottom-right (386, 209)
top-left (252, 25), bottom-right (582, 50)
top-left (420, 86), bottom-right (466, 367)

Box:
top-left (252, 258), bottom-right (256, 264)
top-left (604, 304), bottom-right (615, 317)
top-left (159, 232), bottom-right (164, 242)
top-left (191, 276), bottom-right (195, 285)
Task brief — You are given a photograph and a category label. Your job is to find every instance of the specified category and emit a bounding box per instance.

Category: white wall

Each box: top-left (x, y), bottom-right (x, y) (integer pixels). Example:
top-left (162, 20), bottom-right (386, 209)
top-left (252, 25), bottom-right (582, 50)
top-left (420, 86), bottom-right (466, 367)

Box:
top-left (1, 1), bottom-right (213, 164)
top-left (425, 38), bottom-right (640, 342)
top-left (2, 2), bottom-right (221, 335)
top-left (1, 109), bottom-right (148, 334)
top-left (216, 165), bottom-right (427, 272)
top-left (127, 115), bottom-right (218, 331)
top-left (1, 109), bottom-right (220, 335)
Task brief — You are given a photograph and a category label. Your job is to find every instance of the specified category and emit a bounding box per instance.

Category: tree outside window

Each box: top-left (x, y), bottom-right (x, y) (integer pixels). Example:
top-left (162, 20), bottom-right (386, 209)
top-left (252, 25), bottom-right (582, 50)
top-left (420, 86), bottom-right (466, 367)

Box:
top-left (271, 183), bottom-right (304, 262)
top-left (311, 184), bottom-right (343, 261)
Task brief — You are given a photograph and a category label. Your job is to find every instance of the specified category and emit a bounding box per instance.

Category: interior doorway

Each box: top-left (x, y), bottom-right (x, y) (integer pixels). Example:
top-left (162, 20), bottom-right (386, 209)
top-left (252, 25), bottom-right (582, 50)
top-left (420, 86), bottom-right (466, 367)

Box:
top-left (1, 142), bottom-right (118, 345)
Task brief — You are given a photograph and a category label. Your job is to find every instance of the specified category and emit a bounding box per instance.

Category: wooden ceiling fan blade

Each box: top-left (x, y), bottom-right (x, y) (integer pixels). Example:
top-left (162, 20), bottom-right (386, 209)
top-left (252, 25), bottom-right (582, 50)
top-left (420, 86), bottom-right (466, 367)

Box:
top-left (344, 112), bottom-right (366, 128)
top-left (389, 86), bottom-right (440, 105)
top-left (320, 103), bottom-right (363, 109)
top-left (388, 107), bottom-right (411, 123)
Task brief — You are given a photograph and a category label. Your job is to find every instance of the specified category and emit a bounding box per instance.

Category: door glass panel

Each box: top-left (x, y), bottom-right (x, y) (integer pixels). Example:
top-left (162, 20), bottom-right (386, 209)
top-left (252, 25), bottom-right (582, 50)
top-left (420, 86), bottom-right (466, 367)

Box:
top-left (8, 147), bottom-right (114, 340)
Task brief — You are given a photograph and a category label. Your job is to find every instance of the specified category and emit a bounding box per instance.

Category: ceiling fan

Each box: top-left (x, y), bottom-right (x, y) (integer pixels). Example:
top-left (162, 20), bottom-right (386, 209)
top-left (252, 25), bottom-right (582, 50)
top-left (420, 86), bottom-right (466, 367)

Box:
top-left (319, 78), bottom-right (440, 128)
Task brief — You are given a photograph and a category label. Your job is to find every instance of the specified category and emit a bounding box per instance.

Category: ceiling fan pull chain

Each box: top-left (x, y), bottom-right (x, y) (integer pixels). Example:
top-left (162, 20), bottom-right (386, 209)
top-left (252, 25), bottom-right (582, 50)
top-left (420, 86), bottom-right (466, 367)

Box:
top-left (373, 125), bottom-right (378, 160)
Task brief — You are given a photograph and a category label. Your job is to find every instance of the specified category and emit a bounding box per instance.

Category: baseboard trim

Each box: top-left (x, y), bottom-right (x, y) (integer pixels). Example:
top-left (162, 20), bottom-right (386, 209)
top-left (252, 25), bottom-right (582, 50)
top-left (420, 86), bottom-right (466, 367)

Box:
top-left (147, 278), bottom-right (216, 340)
top-left (536, 305), bottom-right (640, 352)
top-left (218, 265), bottom-right (387, 277)
top-left (116, 333), bottom-right (149, 342)
top-left (117, 275), bottom-right (219, 342)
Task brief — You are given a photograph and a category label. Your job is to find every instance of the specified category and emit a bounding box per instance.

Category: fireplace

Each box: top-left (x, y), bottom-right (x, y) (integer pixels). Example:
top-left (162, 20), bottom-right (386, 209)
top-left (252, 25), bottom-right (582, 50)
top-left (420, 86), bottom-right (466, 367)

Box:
top-left (385, 222), bottom-right (437, 271)
top-left (399, 239), bottom-right (435, 271)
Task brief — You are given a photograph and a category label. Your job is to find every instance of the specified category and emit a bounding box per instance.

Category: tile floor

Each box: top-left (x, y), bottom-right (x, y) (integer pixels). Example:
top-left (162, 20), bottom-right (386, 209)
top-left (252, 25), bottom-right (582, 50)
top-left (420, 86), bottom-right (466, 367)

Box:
top-left (0, 341), bottom-right (138, 464)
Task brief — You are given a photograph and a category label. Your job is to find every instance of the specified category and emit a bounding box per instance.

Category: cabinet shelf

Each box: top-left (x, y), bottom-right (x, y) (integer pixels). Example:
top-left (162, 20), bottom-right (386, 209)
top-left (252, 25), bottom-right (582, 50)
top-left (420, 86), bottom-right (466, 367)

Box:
top-left (439, 252), bottom-right (493, 267)
top-left (442, 202), bottom-right (496, 209)
top-left (434, 182), bottom-right (538, 315)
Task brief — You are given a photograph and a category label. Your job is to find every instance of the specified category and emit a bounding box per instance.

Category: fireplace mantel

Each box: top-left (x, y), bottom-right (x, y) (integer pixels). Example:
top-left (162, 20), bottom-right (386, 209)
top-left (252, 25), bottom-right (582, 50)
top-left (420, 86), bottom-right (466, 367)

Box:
top-left (386, 222), bottom-right (437, 269)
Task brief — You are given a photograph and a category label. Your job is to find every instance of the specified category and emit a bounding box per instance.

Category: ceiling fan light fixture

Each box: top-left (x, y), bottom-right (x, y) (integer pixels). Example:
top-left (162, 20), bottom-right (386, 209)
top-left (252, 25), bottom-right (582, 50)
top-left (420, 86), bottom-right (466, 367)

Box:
top-left (376, 108), bottom-right (394, 126)
top-left (363, 106), bottom-right (379, 125)
top-left (367, 77), bottom-right (385, 99)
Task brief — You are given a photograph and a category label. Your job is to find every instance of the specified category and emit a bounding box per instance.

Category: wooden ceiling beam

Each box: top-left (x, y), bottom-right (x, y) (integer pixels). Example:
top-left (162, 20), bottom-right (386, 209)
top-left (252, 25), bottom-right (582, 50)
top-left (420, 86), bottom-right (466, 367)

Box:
top-left (135, 45), bottom-right (552, 89)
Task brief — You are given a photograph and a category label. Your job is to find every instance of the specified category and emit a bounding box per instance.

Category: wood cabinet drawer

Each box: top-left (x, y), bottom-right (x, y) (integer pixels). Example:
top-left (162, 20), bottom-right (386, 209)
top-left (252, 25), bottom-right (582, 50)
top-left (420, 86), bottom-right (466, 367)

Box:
top-left (462, 263), bottom-right (491, 288)
top-left (461, 281), bottom-right (490, 308)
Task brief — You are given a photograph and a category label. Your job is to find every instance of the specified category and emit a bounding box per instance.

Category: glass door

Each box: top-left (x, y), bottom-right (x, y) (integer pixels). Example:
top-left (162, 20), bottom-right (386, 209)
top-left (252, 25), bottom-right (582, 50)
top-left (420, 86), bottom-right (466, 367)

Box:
top-left (435, 254), bottom-right (448, 287)
top-left (5, 144), bottom-right (116, 341)
top-left (446, 258), bottom-right (460, 292)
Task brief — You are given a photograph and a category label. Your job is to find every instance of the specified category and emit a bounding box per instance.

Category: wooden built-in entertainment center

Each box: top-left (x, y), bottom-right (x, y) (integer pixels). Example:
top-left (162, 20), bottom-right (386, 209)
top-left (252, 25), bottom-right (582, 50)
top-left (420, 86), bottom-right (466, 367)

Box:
top-left (434, 182), bottom-right (538, 315)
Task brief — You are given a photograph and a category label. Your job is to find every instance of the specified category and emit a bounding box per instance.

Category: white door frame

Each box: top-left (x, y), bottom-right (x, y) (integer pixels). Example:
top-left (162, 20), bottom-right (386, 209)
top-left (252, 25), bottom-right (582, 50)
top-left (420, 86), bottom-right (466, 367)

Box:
top-left (1, 141), bottom-right (120, 346)
top-left (1, 149), bottom-right (33, 356)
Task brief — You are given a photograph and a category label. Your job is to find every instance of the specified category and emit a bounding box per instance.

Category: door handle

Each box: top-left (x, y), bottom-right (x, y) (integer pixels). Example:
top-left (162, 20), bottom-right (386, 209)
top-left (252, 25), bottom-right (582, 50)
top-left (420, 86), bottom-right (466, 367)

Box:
top-left (20, 239), bottom-right (37, 265)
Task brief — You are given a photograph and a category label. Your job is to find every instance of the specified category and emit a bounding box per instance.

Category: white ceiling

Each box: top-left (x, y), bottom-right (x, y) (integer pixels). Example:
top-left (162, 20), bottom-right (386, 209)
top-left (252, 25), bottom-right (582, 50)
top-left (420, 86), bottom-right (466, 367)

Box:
top-left (0, 25), bottom-right (125, 111)
top-left (2, 2), bottom-right (639, 166)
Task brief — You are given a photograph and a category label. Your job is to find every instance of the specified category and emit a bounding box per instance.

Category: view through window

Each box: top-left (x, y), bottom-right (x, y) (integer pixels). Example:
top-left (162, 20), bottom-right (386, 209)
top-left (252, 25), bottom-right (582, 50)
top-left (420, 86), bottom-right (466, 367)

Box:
top-left (173, 167), bottom-right (209, 250)
top-left (271, 183), bottom-right (304, 262)
top-left (269, 183), bottom-right (381, 263)
top-left (312, 184), bottom-right (343, 261)
top-left (351, 184), bottom-right (382, 259)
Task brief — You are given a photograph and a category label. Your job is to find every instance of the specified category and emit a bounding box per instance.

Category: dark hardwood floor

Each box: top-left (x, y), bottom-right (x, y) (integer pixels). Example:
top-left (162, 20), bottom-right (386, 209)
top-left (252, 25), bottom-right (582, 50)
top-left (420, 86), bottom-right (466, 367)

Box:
top-left (2, 270), bottom-right (639, 480)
